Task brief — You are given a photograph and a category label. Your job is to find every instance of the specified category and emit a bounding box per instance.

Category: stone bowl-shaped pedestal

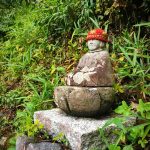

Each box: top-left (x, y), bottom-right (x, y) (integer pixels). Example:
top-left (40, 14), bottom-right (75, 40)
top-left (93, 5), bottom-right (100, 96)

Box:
top-left (54, 86), bottom-right (114, 117)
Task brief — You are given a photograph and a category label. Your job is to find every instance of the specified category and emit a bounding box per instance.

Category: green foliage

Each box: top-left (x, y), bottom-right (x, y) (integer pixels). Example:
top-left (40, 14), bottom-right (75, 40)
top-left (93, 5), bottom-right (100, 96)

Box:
top-left (18, 119), bottom-right (44, 137)
top-left (99, 100), bottom-right (150, 149)
top-left (0, 0), bottom-right (31, 8)
top-left (7, 137), bottom-right (16, 150)
top-left (115, 101), bottom-right (132, 116)
top-left (95, 0), bottom-right (150, 31)
top-left (0, 89), bottom-right (24, 108)
top-left (53, 132), bottom-right (69, 146)
top-left (112, 27), bottom-right (150, 101)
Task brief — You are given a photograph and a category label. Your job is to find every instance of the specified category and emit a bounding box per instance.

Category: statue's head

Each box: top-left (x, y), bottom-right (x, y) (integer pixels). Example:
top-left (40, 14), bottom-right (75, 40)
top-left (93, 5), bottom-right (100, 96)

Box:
top-left (86, 29), bottom-right (108, 51)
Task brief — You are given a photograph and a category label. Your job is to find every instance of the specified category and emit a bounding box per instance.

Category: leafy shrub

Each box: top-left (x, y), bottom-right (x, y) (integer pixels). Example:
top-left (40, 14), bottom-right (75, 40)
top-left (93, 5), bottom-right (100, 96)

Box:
top-left (95, 0), bottom-right (150, 33)
top-left (99, 100), bottom-right (150, 150)
top-left (112, 26), bottom-right (150, 101)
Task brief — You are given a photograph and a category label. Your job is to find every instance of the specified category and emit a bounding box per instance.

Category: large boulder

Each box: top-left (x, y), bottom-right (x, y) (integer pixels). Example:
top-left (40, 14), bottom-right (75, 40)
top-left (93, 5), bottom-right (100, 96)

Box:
top-left (54, 86), bottom-right (114, 117)
top-left (66, 51), bottom-right (114, 87)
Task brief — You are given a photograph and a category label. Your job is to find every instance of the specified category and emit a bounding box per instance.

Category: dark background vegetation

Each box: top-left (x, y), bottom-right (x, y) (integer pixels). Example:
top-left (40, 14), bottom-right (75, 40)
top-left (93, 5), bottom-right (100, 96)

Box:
top-left (0, 0), bottom-right (150, 149)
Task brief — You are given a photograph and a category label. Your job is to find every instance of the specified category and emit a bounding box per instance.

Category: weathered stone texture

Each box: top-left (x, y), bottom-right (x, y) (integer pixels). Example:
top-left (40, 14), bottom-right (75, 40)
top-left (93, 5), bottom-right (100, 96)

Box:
top-left (16, 136), bottom-right (62, 150)
top-left (16, 136), bottom-right (34, 150)
top-left (27, 142), bottom-right (62, 150)
top-left (34, 109), bottom-right (115, 150)
top-left (66, 51), bottom-right (114, 87)
top-left (54, 86), bottom-right (114, 117)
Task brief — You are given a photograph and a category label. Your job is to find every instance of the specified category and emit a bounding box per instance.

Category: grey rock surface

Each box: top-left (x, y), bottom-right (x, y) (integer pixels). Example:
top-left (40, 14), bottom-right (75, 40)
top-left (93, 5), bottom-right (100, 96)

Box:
top-left (16, 136), bottom-right (34, 150)
top-left (16, 136), bottom-right (62, 150)
top-left (34, 109), bottom-right (119, 150)
top-left (66, 51), bottom-right (114, 87)
top-left (54, 86), bottom-right (114, 117)
top-left (27, 142), bottom-right (62, 150)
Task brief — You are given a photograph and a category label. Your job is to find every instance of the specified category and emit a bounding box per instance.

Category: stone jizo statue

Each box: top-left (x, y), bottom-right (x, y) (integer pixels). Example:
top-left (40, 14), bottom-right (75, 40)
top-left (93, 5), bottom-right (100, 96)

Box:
top-left (66, 29), bottom-right (114, 87)
top-left (54, 29), bottom-right (115, 117)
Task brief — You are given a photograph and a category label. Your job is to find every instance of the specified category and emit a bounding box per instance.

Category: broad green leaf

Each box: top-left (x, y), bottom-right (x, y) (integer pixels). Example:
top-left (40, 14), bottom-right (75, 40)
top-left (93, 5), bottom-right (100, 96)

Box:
top-left (108, 144), bottom-right (121, 150)
top-left (137, 99), bottom-right (150, 118)
top-left (56, 66), bottom-right (65, 73)
top-left (114, 83), bottom-right (124, 93)
top-left (145, 112), bottom-right (150, 119)
top-left (7, 147), bottom-right (16, 150)
top-left (53, 132), bottom-right (64, 142)
top-left (115, 101), bottom-right (131, 116)
top-left (142, 125), bottom-right (150, 139)
top-left (130, 124), bottom-right (145, 139)
top-left (138, 139), bottom-right (148, 148)
top-left (123, 145), bottom-right (133, 150)
top-left (102, 117), bottom-right (125, 129)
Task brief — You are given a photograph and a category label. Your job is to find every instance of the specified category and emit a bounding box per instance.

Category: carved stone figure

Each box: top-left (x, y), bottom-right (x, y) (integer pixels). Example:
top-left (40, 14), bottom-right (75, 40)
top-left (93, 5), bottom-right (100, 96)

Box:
top-left (66, 29), bottom-right (114, 86)
top-left (54, 29), bottom-right (115, 117)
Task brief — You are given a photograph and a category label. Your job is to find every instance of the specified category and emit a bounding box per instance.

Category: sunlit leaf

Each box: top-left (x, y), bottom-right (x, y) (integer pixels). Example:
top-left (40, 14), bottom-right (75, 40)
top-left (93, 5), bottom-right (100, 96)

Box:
top-left (123, 145), bottom-right (133, 150)
top-left (115, 101), bottom-right (132, 116)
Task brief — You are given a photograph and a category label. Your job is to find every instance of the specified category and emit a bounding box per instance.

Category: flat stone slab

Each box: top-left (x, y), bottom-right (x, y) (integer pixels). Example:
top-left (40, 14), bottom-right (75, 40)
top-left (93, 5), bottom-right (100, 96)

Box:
top-left (34, 109), bottom-right (118, 150)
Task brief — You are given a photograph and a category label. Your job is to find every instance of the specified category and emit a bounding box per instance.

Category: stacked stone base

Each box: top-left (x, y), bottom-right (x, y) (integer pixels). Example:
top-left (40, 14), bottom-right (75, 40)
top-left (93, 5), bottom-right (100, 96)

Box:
top-left (54, 86), bottom-right (114, 117)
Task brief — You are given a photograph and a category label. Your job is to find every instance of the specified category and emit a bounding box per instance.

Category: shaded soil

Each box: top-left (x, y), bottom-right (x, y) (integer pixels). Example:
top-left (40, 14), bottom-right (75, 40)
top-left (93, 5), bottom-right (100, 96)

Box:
top-left (0, 106), bottom-right (16, 149)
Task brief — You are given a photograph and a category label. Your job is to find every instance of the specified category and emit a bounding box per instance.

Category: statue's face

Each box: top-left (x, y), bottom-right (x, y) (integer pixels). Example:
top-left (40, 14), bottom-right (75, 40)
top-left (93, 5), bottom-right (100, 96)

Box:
top-left (87, 40), bottom-right (104, 51)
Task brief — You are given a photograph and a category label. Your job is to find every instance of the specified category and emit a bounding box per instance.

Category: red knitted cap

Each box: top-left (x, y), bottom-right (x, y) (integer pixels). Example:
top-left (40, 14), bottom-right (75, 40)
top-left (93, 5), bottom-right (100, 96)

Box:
top-left (86, 28), bottom-right (108, 42)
